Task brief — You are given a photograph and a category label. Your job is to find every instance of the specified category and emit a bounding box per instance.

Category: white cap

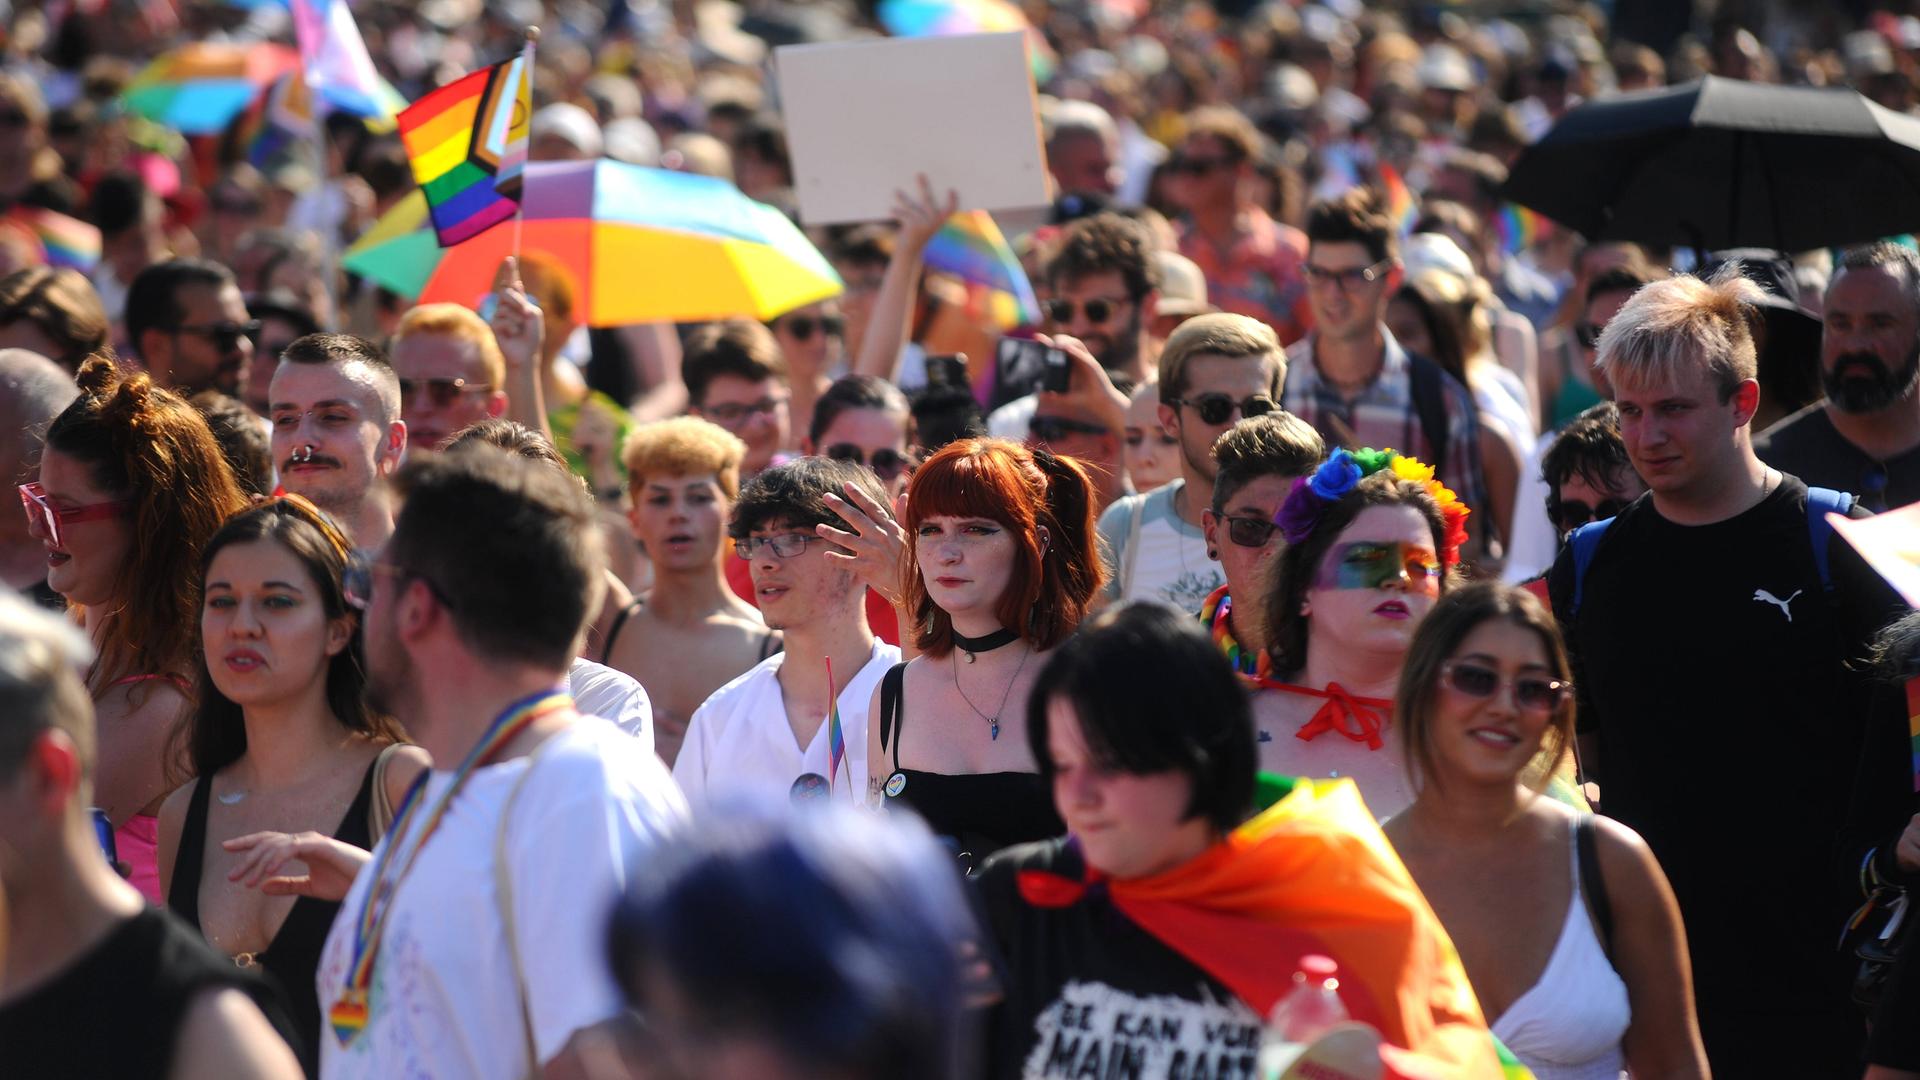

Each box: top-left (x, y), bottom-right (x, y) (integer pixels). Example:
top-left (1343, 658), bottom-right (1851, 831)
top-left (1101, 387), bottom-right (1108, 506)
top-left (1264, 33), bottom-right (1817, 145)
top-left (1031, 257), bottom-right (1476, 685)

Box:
top-left (532, 103), bottom-right (604, 158)
top-left (1416, 44), bottom-right (1474, 92)
top-left (1154, 251), bottom-right (1213, 317)
top-left (603, 117), bottom-right (661, 167)
top-left (1401, 232), bottom-right (1476, 283)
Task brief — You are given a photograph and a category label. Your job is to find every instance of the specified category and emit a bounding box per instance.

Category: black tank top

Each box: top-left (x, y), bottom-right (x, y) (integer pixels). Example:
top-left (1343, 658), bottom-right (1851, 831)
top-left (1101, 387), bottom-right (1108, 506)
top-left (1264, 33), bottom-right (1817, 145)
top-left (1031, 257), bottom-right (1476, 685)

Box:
top-left (0, 905), bottom-right (296, 1077)
top-left (167, 757), bottom-right (378, 1076)
top-left (876, 661), bottom-right (1064, 874)
top-left (599, 597), bottom-right (781, 665)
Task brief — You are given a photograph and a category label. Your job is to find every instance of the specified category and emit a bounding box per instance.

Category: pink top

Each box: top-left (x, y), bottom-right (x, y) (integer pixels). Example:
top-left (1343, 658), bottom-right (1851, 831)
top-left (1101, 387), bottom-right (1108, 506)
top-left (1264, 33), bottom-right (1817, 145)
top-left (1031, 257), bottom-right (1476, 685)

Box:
top-left (102, 673), bottom-right (190, 904)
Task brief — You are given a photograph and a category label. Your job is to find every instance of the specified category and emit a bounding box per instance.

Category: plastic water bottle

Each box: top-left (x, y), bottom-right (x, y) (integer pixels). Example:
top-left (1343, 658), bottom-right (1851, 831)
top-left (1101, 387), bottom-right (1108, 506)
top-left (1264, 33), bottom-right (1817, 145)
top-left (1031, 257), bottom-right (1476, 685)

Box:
top-left (1269, 955), bottom-right (1349, 1042)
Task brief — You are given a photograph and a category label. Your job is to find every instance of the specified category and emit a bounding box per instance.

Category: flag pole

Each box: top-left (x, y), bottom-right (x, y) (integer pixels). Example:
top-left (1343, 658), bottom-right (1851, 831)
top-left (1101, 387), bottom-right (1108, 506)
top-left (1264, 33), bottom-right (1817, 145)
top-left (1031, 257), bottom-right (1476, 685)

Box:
top-left (510, 26), bottom-right (539, 272)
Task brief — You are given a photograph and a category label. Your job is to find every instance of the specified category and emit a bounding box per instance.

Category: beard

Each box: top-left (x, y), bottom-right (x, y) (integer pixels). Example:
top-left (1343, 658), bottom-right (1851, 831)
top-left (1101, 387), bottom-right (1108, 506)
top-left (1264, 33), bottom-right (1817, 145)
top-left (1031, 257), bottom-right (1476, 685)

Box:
top-left (1824, 344), bottom-right (1920, 413)
top-left (362, 614), bottom-right (417, 722)
top-left (1090, 308), bottom-right (1144, 375)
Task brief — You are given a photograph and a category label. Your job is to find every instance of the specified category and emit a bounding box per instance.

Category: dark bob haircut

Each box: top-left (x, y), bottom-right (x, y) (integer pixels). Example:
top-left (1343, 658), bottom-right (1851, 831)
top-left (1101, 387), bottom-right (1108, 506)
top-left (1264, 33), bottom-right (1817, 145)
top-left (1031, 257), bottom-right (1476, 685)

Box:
top-left (607, 805), bottom-right (981, 1080)
top-left (728, 454), bottom-right (889, 540)
top-left (1025, 602), bottom-right (1255, 834)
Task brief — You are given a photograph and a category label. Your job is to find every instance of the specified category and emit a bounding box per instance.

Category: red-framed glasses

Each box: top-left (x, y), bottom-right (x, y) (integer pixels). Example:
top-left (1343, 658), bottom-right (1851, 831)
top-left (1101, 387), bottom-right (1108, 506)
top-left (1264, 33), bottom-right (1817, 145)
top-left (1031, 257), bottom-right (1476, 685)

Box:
top-left (18, 482), bottom-right (130, 549)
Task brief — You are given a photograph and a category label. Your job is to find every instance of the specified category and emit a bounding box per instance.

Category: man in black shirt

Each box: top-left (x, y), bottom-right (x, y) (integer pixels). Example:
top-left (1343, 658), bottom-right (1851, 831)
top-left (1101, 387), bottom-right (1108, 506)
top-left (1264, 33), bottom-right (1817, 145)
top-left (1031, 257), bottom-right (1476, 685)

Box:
top-left (1757, 242), bottom-right (1920, 511)
top-left (0, 594), bottom-right (299, 1078)
top-left (1549, 270), bottom-right (1908, 1078)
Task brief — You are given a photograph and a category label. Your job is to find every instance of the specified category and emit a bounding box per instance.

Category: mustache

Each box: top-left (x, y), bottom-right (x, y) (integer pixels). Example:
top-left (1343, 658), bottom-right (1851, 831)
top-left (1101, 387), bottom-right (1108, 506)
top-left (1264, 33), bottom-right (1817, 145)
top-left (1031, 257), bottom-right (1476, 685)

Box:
top-left (1832, 352), bottom-right (1892, 377)
top-left (282, 452), bottom-right (343, 470)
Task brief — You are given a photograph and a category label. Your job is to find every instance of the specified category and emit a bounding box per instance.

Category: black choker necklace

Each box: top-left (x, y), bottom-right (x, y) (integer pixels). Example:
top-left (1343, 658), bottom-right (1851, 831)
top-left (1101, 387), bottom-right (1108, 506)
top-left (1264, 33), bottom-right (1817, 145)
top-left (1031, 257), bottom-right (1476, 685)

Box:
top-left (952, 627), bottom-right (1020, 663)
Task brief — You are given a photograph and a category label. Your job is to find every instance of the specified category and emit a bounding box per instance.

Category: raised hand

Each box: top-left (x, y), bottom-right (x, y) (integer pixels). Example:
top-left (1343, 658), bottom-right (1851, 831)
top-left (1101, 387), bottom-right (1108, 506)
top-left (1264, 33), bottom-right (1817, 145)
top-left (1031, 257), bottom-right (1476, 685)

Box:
top-left (819, 480), bottom-right (911, 608)
top-left (489, 256), bottom-right (546, 377)
top-left (223, 830), bottom-right (372, 902)
top-left (893, 174), bottom-right (960, 258)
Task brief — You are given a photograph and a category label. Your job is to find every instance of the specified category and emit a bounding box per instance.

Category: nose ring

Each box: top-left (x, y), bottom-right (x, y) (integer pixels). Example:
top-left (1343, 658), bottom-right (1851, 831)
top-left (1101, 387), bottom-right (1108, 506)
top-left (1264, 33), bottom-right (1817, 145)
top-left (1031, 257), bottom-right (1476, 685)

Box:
top-left (293, 445), bottom-right (315, 463)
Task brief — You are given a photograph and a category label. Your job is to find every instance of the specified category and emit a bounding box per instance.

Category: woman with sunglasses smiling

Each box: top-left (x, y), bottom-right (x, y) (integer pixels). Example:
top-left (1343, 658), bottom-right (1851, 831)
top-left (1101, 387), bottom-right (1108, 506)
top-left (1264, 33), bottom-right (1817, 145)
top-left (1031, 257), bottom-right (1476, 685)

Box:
top-left (770, 301), bottom-right (846, 444)
top-left (1252, 448), bottom-right (1467, 818)
top-left (866, 438), bottom-right (1103, 872)
top-left (157, 496), bottom-right (428, 1076)
top-left (1383, 583), bottom-right (1706, 1080)
top-left (28, 357), bottom-right (252, 900)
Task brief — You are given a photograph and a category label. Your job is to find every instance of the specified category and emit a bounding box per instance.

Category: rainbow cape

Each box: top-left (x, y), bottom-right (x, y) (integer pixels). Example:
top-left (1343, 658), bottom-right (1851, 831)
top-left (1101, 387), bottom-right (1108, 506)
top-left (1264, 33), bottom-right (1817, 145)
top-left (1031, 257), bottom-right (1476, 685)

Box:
top-left (1017, 777), bottom-right (1522, 1079)
top-left (397, 49), bottom-right (531, 246)
top-left (922, 210), bottom-right (1040, 328)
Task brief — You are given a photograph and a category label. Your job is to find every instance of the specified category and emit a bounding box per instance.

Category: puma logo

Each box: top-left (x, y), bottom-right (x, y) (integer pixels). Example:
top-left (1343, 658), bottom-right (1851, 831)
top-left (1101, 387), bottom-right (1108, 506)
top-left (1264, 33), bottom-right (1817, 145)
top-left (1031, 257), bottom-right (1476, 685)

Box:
top-left (1753, 588), bottom-right (1804, 622)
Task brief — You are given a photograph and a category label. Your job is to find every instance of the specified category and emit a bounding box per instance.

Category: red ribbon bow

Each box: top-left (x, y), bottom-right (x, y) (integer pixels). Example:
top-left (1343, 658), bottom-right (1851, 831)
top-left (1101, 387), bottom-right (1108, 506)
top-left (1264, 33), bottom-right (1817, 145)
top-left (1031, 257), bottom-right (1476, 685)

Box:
top-left (1286, 681), bottom-right (1392, 751)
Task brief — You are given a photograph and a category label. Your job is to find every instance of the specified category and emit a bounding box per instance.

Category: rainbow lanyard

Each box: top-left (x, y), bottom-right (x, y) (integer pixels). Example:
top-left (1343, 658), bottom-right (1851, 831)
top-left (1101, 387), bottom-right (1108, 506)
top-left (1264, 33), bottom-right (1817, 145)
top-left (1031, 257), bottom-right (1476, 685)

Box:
top-left (328, 689), bottom-right (574, 1047)
top-left (1907, 678), bottom-right (1920, 795)
top-left (1200, 585), bottom-right (1273, 686)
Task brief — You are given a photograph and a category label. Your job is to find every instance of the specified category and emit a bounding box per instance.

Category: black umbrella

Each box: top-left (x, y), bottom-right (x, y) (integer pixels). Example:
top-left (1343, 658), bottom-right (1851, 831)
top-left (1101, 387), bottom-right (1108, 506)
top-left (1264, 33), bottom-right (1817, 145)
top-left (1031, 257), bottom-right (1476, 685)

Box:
top-left (1502, 75), bottom-right (1920, 252)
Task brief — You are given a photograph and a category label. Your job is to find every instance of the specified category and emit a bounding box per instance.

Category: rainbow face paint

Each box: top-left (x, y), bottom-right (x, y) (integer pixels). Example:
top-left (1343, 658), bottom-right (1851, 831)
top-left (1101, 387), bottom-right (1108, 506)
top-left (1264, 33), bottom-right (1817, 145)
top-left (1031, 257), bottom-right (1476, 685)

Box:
top-left (1315, 540), bottom-right (1442, 594)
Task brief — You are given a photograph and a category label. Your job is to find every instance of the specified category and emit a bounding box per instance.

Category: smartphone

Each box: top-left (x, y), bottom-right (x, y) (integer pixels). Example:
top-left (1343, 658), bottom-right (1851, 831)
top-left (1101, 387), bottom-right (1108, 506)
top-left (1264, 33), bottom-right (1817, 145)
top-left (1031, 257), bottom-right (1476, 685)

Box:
top-left (924, 353), bottom-right (969, 391)
top-left (996, 337), bottom-right (1069, 395)
top-left (90, 807), bottom-right (118, 870)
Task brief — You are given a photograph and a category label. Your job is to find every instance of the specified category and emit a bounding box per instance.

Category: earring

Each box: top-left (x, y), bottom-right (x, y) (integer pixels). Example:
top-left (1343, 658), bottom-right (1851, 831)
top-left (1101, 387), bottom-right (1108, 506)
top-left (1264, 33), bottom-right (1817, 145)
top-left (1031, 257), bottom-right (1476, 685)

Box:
top-left (1207, 548), bottom-right (1218, 560)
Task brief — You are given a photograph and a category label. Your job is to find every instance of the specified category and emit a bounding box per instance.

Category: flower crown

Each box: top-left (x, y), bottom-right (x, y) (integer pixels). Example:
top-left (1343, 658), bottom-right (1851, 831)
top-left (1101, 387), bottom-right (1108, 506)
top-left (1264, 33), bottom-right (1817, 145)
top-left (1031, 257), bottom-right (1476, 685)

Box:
top-left (1273, 448), bottom-right (1471, 568)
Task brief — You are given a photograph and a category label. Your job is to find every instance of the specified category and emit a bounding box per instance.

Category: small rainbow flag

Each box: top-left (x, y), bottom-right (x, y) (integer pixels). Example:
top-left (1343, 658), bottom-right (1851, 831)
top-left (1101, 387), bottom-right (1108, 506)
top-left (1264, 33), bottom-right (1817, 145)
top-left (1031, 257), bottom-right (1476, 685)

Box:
top-left (825, 657), bottom-right (846, 793)
top-left (923, 210), bottom-right (1041, 328)
top-left (1495, 203), bottom-right (1547, 256)
top-left (397, 47), bottom-right (531, 247)
top-left (10, 207), bottom-right (101, 272)
top-left (1378, 163), bottom-right (1417, 238)
top-left (1906, 678), bottom-right (1920, 793)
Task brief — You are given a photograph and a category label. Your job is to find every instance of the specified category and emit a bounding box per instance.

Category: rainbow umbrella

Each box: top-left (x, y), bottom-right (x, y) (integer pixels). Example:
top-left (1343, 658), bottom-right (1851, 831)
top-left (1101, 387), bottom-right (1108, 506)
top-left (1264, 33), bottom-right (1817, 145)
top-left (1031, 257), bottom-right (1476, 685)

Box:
top-left (877, 0), bottom-right (1057, 82)
top-left (122, 43), bottom-right (300, 135)
top-left (343, 159), bottom-right (842, 325)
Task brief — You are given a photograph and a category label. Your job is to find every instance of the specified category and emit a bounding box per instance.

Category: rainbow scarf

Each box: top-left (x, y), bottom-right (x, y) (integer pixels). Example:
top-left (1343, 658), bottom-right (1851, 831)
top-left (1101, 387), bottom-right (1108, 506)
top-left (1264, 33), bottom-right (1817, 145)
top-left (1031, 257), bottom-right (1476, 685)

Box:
top-left (1198, 584), bottom-right (1274, 685)
top-left (1016, 778), bottom-right (1517, 1078)
top-left (328, 689), bottom-right (572, 1046)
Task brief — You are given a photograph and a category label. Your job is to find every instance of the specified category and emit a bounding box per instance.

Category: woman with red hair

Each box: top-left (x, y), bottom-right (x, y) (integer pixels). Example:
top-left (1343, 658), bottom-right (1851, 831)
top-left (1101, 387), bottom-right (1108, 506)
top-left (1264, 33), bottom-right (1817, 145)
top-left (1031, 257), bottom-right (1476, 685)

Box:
top-left (864, 438), bottom-right (1103, 872)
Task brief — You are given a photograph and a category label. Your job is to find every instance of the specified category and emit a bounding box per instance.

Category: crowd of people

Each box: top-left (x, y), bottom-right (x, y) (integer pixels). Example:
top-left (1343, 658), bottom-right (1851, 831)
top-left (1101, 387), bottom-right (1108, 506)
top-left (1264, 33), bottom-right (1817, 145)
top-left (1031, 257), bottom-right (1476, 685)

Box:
top-left (6, 0), bottom-right (1920, 1078)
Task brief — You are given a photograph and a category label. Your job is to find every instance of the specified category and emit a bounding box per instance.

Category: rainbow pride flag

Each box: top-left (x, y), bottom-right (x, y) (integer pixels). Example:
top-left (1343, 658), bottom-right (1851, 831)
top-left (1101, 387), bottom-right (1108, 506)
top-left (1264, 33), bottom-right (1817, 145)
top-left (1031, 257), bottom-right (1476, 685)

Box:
top-left (1495, 203), bottom-right (1547, 256)
top-left (825, 657), bottom-right (846, 794)
top-left (923, 210), bottom-right (1040, 328)
top-left (1378, 163), bottom-right (1417, 238)
top-left (10, 207), bottom-right (100, 272)
top-left (397, 49), bottom-right (531, 247)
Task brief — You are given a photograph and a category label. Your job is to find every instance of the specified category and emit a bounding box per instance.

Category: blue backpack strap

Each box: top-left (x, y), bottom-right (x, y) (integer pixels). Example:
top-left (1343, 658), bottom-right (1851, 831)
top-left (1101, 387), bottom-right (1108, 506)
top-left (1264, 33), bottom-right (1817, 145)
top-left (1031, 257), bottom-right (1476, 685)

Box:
top-left (1804, 487), bottom-right (1856, 593)
top-left (1567, 518), bottom-right (1616, 617)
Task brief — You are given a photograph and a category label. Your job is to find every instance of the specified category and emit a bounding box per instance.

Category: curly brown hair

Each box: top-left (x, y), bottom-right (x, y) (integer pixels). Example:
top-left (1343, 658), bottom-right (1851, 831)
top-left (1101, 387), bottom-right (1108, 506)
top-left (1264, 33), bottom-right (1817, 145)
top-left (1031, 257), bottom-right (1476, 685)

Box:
top-left (45, 358), bottom-right (250, 686)
top-left (1043, 212), bottom-right (1162, 301)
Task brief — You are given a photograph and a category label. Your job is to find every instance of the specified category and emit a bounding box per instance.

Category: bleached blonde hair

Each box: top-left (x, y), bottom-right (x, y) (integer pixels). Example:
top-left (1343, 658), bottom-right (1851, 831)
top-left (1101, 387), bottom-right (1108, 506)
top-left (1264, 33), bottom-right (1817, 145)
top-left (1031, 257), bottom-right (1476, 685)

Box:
top-left (1594, 265), bottom-right (1766, 401)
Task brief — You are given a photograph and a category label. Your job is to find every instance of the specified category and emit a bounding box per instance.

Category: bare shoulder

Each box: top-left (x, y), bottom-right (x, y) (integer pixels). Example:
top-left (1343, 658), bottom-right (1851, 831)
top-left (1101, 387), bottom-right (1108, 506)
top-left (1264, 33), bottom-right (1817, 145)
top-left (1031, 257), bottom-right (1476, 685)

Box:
top-left (169, 987), bottom-right (302, 1080)
top-left (1585, 813), bottom-right (1669, 903)
top-left (98, 677), bottom-right (190, 729)
top-left (379, 744), bottom-right (434, 810)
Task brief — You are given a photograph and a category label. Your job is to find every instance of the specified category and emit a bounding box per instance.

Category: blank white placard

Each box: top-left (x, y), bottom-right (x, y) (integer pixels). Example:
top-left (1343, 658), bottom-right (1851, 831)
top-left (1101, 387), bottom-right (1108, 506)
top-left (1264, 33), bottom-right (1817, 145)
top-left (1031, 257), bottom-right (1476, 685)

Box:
top-left (777, 32), bottom-right (1050, 225)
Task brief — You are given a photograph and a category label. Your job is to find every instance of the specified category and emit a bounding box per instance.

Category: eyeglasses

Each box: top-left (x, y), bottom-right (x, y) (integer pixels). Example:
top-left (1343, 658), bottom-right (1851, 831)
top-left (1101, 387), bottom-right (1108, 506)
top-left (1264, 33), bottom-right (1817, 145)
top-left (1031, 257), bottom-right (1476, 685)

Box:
top-left (172, 320), bottom-right (261, 351)
top-left (399, 377), bottom-right (489, 410)
top-left (0, 111), bottom-right (29, 130)
top-left (1302, 260), bottom-right (1394, 292)
top-left (1044, 297), bottom-right (1130, 325)
top-left (341, 559), bottom-right (452, 611)
top-left (1439, 659), bottom-right (1572, 714)
top-left (1167, 155), bottom-right (1236, 177)
top-left (1574, 323), bottom-right (1604, 350)
top-left (1166, 393), bottom-right (1275, 426)
top-left (1216, 513), bottom-right (1279, 548)
top-left (701, 397), bottom-right (787, 426)
top-left (18, 482), bottom-right (130, 549)
top-left (735, 533), bottom-right (827, 560)
top-left (823, 443), bottom-right (909, 481)
top-left (1547, 496), bottom-right (1627, 534)
top-left (1029, 415), bottom-right (1110, 442)
top-left (780, 314), bottom-right (844, 342)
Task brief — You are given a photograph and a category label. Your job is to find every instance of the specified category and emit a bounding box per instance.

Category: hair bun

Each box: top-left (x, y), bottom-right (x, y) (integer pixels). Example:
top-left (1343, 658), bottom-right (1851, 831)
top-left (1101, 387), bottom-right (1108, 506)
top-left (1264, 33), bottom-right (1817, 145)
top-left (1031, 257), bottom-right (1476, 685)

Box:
top-left (73, 355), bottom-right (121, 399)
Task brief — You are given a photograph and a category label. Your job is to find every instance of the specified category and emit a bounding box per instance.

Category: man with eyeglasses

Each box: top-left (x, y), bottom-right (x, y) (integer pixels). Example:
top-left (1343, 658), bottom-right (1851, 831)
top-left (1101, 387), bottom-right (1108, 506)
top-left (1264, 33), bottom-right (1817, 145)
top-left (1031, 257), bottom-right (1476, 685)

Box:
top-left (676, 457), bottom-right (900, 810)
top-left (684, 318), bottom-right (793, 479)
top-left (388, 303), bottom-right (510, 453)
top-left (1097, 313), bottom-right (1288, 611)
top-left (268, 334), bottom-right (407, 549)
top-left (1198, 411), bottom-right (1326, 680)
top-left (1168, 105), bottom-right (1310, 344)
top-left (124, 258), bottom-right (256, 398)
top-left (1758, 242), bottom-right (1920, 512)
top-left (1282, 189), bottom-right (1489, 562)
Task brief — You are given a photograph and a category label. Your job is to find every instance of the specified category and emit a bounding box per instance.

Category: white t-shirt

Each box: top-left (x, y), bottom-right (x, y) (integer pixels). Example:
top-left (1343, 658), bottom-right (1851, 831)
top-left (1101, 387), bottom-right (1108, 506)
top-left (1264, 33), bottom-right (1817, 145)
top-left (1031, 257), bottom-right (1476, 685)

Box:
top-left (673, 639), bottom-right (899, 811)
top-left (317, 720), bottom-right (687, 1080)
top-left (567, 657), bottom-right (653, 751)
top-left (1095, 479), bottom-right (1223, 614)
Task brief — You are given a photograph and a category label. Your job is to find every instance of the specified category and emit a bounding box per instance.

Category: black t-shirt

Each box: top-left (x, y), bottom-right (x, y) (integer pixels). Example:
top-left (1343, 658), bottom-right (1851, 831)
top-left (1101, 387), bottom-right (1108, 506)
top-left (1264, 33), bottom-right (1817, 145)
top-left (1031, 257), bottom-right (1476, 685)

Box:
top-left (1755, 403), bottom-right (1920, 512)
top-left (0, 905), bottom-right (296, 1078)
top-left (1547, 477), bottom-right (1906, 1058)
top-left (974, 838), bottom-right (1264, 1080)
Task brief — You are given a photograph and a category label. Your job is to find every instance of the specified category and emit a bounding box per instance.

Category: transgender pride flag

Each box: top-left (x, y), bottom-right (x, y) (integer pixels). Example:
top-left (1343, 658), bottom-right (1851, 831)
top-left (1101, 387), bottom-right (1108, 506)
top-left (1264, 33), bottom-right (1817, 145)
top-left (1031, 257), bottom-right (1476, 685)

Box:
top-left (289, 0), bottom-right (406, 123)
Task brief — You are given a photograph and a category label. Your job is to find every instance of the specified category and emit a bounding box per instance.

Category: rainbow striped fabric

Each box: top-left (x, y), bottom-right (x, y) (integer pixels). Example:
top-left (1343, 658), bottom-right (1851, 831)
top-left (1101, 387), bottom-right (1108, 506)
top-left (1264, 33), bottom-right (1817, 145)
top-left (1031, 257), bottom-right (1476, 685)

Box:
top-left (397, 51), bottom-right (531, 247)
top-left (1378, 163), bottom-right (1418, 237)
top-left (1495, 203), bottom-right (1547, 256)
top-left (922, 210), bottom-right (1040, 328)
top-left (826, 657), bottom-right (847, 794)
top-left (10, 207), bottom-right (101, 272)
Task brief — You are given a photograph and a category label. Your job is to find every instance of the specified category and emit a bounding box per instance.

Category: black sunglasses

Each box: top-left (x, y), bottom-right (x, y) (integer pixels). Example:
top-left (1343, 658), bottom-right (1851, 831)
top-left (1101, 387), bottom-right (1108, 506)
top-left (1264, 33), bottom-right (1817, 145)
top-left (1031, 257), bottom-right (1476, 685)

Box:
top-left (1167, 155), bottom-right (1236, 177)
top-left (0, 111), bottom-right (29, 129)
top-left (824, 443), bottom-right (908, 480)
top-left (1574, 323), bottom-right (1604, 350)
top-left (781, 314), bottom-right (844, 342)
top-left (399, 376), bottom-right (487, 410)
top-left (1167, 393), bottom-right (1275, 426)
top-left (1029, 416), bottom-right (1110, 442)
top-left (1216, 513), bottom-right (1279, 548)
top-left (1548, 496), bottom-right (1626, 533)
top-left (1044, 297), bottom-right (1129, 324)
top-left (173, 319), bottom-right (262, 350)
